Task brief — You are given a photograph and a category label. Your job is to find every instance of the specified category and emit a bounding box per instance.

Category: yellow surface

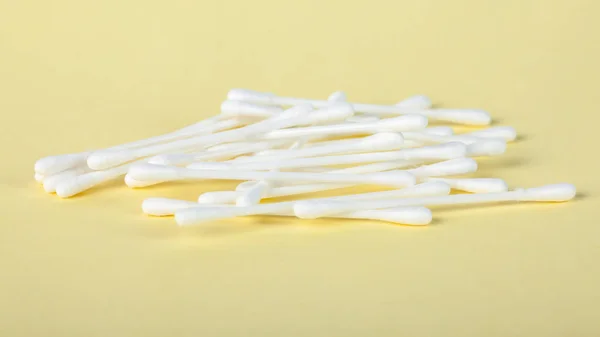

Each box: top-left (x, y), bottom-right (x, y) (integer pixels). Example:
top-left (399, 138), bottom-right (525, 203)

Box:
top-left (1, 0), bottom-right (599, 336)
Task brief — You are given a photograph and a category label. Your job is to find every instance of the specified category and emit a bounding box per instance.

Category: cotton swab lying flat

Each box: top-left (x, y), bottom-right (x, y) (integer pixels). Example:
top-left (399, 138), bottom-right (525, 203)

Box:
top-left (143, 200), bottom-right (432, 226)
top-left (127, 163), bottom-right (417, 188)
top-left (227, 89), bottom-right (491, 125)
top-left (261, 115), bottom-right (428, 140)
top-left (233, 132), bottom-right (405, 163)
top-left (146, 181), bottom-right (447, 216)
top-left (293, 183), bottom-right (577, 219)
top-left (173, 181), bottom-right (449, 225)
top-left (198, 158), bottom-right (481, 204)
top-left (212, 142), bottom-right (467, 171)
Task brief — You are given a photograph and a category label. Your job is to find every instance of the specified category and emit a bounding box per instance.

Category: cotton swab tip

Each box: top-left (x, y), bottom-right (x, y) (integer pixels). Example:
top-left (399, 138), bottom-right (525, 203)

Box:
top-left (396, 95), bottom-right (433, 110)
top-left (521, 183), bottom-right (577, 202)
top-left (466, 139), bottom-right (507, 157)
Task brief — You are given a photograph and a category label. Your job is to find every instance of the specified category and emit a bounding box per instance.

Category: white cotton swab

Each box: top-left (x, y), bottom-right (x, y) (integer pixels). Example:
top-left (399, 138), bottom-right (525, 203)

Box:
top-left (146, 181), bottom-right (449, 216)
top-left (145, 197), bottom-right (431, 224)
top-left (227, 89), bottom-right (490, 125)
top-left (198, 158), bottom-right (478, 204)
top-left (261, 115), bottom-right (428, 140)
top-left (210, 142), bottom-right (467, 171)
top-left (293, 183), bottom-right (577, 219)
top-left (234, 132), bottom-right (405, 163)
top-left (127, 163), bottom-right (417, 187)
top-left (173, 181), bottom-right (449, 225)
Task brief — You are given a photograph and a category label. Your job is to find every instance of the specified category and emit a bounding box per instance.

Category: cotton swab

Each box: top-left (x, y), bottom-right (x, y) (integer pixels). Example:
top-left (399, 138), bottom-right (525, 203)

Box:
top-left (211, 142), bottom-right (467, 171)
top-left (127, 163), bottom-right (417, 188)
top-left (147, 180), bottom-right (449, 216)
top-left (234, 132), bottom-right (405, 163)
top-left (174, 181), bottom-right (449, 225)
top-left (293, 183), bottom-right (577, 219)
top-left (227, 89), bottom-right (491, 125)
top-left (261, 115), bottom-right (428, 140)
top-left (198, 158), bottom-right (479, 204)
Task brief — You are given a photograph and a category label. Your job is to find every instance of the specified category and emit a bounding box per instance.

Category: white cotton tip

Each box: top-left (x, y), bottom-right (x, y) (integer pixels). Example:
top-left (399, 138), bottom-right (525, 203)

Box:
top-left (35, 153), bottom-right (88, 176)
top-left (421, 126), bottom-right (454, 136)
top-left (55, 172), bottom-right (106, 198)
top-left (42, 167), bottom-right (87, 193)
top-left (412, 158), bottom-right (478, 177)
top-left (220, 100), bottom-right (283, 118)
top-left (124, 174), bottom-right (162, 188)
top-left (370, 171), bottom-right (417, 187)
top-left (404, 142), bottom-right (467, 161)
top-left (427, 178), bottom-right (509, 193)
top-left (197, 191), bottom-right (239, 204)
top-left (307, 102), bottom-right (355, 124)
top-left (467, 126), bottom-right (517, 142)
top-left (87, 150), bottom-right (136, 170)
top-left (396, 95), bottom-right (433, 110)
top-left (127, 164), bottom-right (181, 181)
top-left (466, 139), bottom-right (507, 157)
top-left (34, 173), bottom-right (44, 183)
top-left (428, 109), bottom-right (492, 125)
top-left (382, 114), bottom-right (429, 131)
top-left (520, 183), bottom-right (577, 202)
top-left (186, 162), bottom-right (234, 170)
top-left (360, 207), bottom-right (432, 225)
top-left (142, 198), bottom-right (197, 216)
top-left (226, 88), bottom-right (275, 103)
top-left (328, 91), bottom-right (347, 102)
top-left (360, 132), bottom-right (405, 150)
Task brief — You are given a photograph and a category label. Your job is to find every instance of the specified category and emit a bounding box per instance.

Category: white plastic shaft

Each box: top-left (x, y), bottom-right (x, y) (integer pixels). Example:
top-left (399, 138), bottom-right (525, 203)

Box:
top-left (293, 183), bottom-right (577, 219)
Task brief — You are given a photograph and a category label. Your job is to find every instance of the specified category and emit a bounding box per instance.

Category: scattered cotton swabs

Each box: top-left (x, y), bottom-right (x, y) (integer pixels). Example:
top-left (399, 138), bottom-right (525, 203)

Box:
top-left (33, 88), bottom-right (575, 230)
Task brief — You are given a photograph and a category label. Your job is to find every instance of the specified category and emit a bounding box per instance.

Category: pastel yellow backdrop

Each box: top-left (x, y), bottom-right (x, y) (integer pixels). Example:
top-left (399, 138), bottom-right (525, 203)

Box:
top-left (1, 0), bottom-right (598, 336)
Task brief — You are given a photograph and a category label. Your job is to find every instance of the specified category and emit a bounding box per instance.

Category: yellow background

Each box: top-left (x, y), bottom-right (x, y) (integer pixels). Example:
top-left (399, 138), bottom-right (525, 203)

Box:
top-left (1, 0), bottom-right (599, 336)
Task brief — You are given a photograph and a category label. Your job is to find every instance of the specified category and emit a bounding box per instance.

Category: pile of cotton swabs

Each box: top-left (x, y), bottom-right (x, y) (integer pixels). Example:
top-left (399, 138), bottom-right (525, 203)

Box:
top-left (34, 89), bottom-right (576, 226)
